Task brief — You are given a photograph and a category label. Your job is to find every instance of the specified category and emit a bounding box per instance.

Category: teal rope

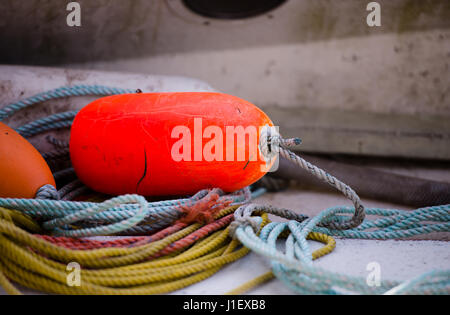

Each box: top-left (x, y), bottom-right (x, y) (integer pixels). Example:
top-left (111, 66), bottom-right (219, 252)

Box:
top-left (313, 205), bottom-right (450, 239)
top-left (0, 188), bottom-right (265, 236)
top-left (232, 203), bottom-right (450, 294)
top-left (0, 85), bottom-right (133, 121)
top-left (42, 194), bottom-right (148, 237)
top-left (2, 85), bottom-right (135, 137)
top-left (15, 111), bottom-right (78, 137)
top-left (17, 120), bottom-right (74, 138)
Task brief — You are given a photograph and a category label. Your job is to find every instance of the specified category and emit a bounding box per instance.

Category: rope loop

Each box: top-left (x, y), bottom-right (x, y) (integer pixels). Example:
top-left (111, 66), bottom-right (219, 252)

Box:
top-left (258, 125), bottom-right (281, 163)
top-left (42, 194), bottom-right (148, 237)
top-left (232, 202), bottom-right (450, 294)
top-left (259, 126), bottom-right (365, 230)
top-left (230, 203), bottom-right (309, 238)
top-left (35, 184), bottom-right (59, 200)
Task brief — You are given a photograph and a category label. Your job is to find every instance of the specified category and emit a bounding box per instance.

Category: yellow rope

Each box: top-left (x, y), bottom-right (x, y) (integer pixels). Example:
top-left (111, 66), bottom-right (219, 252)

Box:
top-left (225, 231), bottom-right (336, 295)
top-left (226, 271), bottom-right (275, 295)
top-left (0, 206), bottom-right (269, 295)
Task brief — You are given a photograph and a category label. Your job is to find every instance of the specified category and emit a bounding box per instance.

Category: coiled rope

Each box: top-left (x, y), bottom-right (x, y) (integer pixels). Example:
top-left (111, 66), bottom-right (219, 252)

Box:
top-left (0, 206), bottom-right (271, 295)
top-left (226, 231), bottom-right (336, 295)
top-left (229, 200), bottom-right (450, 294)
top-left (0, 188), bottom-right (264, 237)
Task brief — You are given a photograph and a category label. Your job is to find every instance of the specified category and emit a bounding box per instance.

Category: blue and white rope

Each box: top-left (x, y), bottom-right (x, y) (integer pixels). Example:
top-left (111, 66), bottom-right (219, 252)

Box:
top-left (0, 187), bottom-right (266, 237)
top-left (0, 85), bottom-right (133, 122)
top-left (232, 203), bottom-right (450, 294)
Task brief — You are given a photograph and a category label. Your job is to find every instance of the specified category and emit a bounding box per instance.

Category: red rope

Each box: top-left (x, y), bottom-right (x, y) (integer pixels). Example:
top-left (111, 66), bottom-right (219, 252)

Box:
top-left (35, 214), bottom-right (233, 253)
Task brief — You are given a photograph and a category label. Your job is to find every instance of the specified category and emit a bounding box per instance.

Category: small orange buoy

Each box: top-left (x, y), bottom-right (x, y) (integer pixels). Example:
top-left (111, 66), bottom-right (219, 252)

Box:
top-left (70, 92), bottom-right (275, 196)
top-left (0, 122), bottom-right (56, 198)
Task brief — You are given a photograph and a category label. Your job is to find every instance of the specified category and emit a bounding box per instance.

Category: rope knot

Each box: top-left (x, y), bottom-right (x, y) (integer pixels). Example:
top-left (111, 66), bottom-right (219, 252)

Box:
top-left (35, 184), bottom-right (59, 200)
top-left (259, 125), bottom-right (302, 166)
top-left (229, 204), bottom-right (263, 238)
top-left (259, 125), bottom-right (281, 163)
top-left (176, 188), bottom-right (232, 225)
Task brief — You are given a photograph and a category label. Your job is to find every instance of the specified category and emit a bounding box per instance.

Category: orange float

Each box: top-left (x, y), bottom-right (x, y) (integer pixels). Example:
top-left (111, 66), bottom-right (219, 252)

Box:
top-left (0, 122), bottom-right (56, 198)
top-left (70, 92), bottom-right (275, 196)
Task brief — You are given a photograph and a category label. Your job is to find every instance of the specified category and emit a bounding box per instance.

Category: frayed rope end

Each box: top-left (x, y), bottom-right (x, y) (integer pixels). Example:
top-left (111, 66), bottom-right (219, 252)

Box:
top-left (176, 189), bottom-right (232, 225)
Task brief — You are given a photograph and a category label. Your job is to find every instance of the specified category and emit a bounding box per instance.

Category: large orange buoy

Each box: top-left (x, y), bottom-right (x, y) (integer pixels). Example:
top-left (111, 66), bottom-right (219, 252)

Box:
top-left (70, 92), bottom-right (275, 196)
top-left (0, 122), bottom-right (56, 198)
